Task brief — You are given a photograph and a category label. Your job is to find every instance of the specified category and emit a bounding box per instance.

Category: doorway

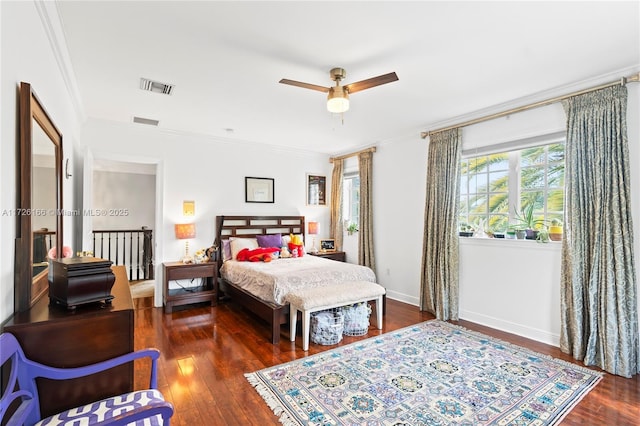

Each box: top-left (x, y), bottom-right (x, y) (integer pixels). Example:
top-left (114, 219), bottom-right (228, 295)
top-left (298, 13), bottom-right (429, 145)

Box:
top-left (81, 149), bottom-right (164, 306)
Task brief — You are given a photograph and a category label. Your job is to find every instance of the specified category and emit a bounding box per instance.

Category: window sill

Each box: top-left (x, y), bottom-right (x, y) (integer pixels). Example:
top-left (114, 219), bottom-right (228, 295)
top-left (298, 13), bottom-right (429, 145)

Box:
top-left (459, 236), bottom-right (562, 251)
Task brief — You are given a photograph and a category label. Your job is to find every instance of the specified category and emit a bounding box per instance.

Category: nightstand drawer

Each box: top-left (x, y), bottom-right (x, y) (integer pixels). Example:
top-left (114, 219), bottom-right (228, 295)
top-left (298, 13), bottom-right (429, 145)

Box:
top-left (166, 263), bottom-right (215, 280)
top-left (310, 251), bottom-right (346, 262)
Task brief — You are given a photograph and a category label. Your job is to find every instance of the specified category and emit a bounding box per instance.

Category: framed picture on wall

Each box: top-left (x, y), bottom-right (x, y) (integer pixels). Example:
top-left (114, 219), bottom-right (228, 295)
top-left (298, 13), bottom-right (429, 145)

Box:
top-left (245, 177), bottom-right (274, 203)
top-left (306, 174), bottom-right (326, 206)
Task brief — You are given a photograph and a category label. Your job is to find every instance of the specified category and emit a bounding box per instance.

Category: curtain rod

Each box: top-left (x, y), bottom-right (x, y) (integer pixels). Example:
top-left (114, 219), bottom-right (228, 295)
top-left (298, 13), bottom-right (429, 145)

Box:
top-left (421, 72), bottom-right (640, 139)
top-left (329, 146), bottom-right (376, 163)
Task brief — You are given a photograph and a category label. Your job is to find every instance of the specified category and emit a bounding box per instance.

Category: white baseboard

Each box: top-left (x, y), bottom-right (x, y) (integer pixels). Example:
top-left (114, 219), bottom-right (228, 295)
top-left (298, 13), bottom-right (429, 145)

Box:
top-left (459, 309), bottom-right (560, 347)
top-left (385, 290), bottom-right (419, 307)
top-left (382, 294), bottom-right (560, 348)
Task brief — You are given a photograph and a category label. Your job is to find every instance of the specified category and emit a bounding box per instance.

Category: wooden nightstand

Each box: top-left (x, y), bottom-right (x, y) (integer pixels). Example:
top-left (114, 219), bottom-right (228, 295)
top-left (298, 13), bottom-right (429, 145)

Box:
top-left (163, 261), bottom-right (217, 313)
top-left (309, 250), bottom-right (346, 262)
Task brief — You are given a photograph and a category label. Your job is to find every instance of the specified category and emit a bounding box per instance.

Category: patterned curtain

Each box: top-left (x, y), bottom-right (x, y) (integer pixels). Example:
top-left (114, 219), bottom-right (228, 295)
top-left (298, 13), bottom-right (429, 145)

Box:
top-left (358, 151), bottom-right (376, 274)
top-left (561, 85), bottom-right (639, 378)
top-left (420, 129), bottom-right (461, 320)
top-left (330, 159), bottom-right (344, 251)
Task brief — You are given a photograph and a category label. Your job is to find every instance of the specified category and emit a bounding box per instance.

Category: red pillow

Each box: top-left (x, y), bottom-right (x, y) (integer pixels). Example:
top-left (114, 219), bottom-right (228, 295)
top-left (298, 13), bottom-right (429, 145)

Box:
top-left (236, 247), bottom-right (280, 262)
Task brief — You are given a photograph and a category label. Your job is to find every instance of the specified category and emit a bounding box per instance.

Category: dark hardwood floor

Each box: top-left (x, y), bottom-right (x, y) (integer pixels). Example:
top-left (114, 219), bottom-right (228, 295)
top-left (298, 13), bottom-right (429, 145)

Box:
top-left (132, 297), bottom-right (639, 425)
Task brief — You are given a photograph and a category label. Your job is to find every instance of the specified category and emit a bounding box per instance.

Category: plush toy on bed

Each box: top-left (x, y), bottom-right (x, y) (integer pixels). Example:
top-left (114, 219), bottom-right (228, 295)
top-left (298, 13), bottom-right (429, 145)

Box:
top-left (236, 247), bottom-right (280, 262)
top-left (288, 233), bottom-right (304, 257)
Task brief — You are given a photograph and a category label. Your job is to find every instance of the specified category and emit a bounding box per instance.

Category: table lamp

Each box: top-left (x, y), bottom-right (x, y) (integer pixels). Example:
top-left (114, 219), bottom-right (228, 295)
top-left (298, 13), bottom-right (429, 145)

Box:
top-left (308, 221), bottom-right (319, 253)
top-left (175, 223), bottom-right (196, 263)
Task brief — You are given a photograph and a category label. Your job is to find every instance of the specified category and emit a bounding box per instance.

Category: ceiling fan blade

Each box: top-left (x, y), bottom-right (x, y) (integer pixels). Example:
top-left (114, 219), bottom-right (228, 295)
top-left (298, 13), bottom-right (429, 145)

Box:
top-left (344, 72), bottom-right (399, 94)
top-left (279, 79), bottom-right (330, 93)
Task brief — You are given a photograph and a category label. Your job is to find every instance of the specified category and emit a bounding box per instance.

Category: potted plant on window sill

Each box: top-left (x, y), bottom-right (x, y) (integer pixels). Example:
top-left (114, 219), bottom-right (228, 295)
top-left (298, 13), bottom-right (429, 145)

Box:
top-left (536, 226), bottom-right (551, 243)
top-left (346, 223), bottom-right (359, 236)
top-left (513, 202), bottom-right (544, 240)
top-left (549, 219), bottom-right (563, 241)
top-left (458, 222), bottom-right (474, 237)
top-left (513, 227), bottom-right (527, 240)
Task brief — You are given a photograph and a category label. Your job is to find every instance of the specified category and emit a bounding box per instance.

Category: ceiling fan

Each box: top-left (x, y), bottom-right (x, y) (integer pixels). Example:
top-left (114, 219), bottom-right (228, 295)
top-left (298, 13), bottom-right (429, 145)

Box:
top-left (279, 67), bottom-right (399, 113)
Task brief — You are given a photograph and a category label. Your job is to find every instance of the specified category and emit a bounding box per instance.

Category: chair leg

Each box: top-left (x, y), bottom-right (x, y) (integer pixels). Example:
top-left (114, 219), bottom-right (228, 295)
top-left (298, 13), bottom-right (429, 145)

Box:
top-left (302, 310), bottom-right (311, 351)
top-left (289, 305), bottom-right (297, 342)
top-left (376, 296), bottom-right (383, 329)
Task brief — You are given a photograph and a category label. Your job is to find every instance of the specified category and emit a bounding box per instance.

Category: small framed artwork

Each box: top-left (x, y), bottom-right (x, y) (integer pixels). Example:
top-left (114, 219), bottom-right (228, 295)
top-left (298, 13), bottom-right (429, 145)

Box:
top-left (307, 174), bottom-right (326, 206)
top-left (183, 200), bottom-right (195, 216)
top-left (320, 239), bottom-right (336, 252)
top-left (245, 177), bottom-right (274, 203)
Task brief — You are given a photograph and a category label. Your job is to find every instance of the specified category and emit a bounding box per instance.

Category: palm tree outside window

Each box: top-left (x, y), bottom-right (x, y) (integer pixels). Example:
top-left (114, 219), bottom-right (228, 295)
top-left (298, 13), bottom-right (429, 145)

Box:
top-left (459, 141), bottom-right (565, 235)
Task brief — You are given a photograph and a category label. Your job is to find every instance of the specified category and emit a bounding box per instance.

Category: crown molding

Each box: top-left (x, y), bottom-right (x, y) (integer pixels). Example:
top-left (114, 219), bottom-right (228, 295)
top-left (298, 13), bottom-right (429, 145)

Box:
top-left (34, 0), bottom-right (86, 125)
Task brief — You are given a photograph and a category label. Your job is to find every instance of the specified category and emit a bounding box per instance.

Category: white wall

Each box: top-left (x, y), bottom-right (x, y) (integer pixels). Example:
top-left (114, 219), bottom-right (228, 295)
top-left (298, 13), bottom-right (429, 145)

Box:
top-left (375, 76), bottom-right (640, 346)
top-left (374, 135), bottom-right (428, 305)
top-left (458, 238), bottom-right (562, 344)
top-left (92, 170), bottom-right (156, 230)
top-left (81, 118), bottom-right (333, 304)
top-left (0, 1), bottom-right (82, 323)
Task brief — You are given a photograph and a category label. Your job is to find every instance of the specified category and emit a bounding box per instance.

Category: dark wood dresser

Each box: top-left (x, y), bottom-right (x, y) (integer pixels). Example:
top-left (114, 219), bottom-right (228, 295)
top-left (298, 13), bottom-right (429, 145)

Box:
top-left (2, 265), bottom-right (134, 418)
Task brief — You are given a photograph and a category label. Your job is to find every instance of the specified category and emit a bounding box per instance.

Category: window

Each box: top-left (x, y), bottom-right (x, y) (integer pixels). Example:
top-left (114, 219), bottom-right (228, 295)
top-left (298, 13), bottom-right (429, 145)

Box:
top-left (459, 141), bottom-right (565, 234)
top-left (343, 172), bottom-right (360, 228)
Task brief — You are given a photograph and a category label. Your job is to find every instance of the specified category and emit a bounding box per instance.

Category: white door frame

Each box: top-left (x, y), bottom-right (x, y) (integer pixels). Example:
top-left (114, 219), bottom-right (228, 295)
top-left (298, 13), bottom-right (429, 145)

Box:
top-left (82, 147), bottom-right (164, 307)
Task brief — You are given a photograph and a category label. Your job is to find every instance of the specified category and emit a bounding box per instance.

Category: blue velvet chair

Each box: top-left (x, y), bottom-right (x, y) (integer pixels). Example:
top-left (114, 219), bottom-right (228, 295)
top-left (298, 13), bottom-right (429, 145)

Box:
top-left (0, 332), bottom-right (174, 425)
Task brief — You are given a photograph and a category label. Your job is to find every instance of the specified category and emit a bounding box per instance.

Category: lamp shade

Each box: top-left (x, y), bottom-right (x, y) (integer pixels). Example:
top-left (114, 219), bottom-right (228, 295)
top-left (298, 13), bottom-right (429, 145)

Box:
top-left (175, 223), bottom-right (196, 240)
top-left (308, 221), bottom-right (319, 235)
top-left (327, 86), bottom-right (349, 113)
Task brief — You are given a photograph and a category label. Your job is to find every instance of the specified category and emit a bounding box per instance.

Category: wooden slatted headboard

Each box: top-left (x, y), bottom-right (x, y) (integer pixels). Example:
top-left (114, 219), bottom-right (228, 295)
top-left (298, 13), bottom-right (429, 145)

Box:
top-left (214, 215), bottom-right (306, 266)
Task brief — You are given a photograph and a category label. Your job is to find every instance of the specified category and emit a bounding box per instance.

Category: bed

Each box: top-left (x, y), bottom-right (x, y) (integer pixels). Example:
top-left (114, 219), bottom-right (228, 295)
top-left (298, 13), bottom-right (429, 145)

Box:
top-left (214, 215), bottom-right (376, 344)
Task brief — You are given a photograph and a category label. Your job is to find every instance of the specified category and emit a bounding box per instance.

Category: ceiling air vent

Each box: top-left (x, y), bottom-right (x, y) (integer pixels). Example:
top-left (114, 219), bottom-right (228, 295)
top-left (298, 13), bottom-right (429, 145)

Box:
top-left (139, 77), bottom-right (174, 95)
top-left (133, 116), bottom-right (159, 126)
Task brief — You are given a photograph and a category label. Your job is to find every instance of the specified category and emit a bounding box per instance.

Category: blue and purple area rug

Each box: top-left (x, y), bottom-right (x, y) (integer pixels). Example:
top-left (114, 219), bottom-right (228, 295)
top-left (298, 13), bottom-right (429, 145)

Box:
top-left (246, 320), bottom-right (603, 425)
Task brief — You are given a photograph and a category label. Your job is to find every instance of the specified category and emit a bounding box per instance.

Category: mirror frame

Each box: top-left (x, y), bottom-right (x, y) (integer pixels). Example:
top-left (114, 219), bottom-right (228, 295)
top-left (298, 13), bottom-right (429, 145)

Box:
top-left (15, 82), bottom-right (63, 312)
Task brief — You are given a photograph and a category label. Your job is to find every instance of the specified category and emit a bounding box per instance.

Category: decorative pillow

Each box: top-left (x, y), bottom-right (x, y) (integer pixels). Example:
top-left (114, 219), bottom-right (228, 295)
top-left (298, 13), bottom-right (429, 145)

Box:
top-left (236, 247), bottom-right (280, 262)
top-left (230, 238), bottom-right (259, 260)
top-left (222, 239), bottom-right (232, 262)
top-left (256, 233), bottom-right (282, 248)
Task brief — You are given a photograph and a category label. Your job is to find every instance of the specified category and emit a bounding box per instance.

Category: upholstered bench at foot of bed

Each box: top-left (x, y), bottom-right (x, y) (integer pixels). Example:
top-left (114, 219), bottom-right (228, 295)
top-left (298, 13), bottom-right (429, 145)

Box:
top-left (285, 281), bottom-right (386, 351)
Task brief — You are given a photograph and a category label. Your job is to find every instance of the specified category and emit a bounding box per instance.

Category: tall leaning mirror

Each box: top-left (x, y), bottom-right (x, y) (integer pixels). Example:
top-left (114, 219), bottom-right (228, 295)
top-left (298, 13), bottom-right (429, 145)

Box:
top-left (16, 82), bottom-right (63, 312)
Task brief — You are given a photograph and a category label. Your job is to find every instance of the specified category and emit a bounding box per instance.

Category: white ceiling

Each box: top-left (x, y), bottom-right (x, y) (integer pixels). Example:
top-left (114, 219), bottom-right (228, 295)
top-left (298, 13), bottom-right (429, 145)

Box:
top-left (55, 1), bottom-right (640, 155)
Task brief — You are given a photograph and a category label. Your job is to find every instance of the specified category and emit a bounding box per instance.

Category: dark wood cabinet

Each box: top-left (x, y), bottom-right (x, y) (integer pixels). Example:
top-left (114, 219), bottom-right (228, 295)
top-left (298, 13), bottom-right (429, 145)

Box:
top-left (163, 261), bottom-right (217, 313)
top-left (2, 265), bottom-right (134, 419)
top-left (309, 250), bottom-right (346, 262)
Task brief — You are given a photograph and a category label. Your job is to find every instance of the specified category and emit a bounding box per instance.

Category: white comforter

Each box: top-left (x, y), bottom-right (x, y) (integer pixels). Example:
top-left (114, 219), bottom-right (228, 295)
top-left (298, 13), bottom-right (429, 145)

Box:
top-left (220, 255), bottom-right (376, 305)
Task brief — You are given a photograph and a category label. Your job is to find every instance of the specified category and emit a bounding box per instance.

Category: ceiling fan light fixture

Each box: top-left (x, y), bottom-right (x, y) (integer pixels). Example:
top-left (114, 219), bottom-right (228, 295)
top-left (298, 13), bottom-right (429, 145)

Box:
top-left (327, 86), bottom-right (349, 113)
